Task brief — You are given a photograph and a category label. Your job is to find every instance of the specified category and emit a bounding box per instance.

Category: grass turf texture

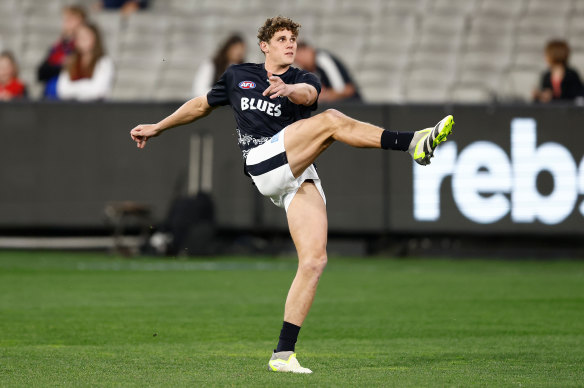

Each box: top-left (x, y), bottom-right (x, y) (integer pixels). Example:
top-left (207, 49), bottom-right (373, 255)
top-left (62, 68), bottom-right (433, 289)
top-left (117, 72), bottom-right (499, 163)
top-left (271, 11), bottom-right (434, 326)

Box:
top-left (0, 252), bottom-right (583, 387)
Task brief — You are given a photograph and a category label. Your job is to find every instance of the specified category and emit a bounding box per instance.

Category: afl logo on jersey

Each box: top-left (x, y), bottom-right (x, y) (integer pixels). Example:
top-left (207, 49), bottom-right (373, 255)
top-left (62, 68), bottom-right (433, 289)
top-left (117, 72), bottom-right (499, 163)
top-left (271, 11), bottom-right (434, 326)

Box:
top-left (238, 81), bottom-right (256, 89)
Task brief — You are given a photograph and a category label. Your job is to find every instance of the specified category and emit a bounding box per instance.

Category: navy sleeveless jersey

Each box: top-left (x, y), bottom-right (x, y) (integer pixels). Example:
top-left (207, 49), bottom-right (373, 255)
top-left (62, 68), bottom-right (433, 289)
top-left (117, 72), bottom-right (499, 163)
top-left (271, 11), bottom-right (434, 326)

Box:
top-left (206, 63), bottom-right (321, 159)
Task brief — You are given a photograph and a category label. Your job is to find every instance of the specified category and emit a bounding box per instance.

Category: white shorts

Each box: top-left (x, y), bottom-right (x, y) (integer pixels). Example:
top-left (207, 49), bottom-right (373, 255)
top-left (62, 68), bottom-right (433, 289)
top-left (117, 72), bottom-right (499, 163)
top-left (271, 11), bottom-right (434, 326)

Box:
top-left (245, 127), bottom-right (326, 211)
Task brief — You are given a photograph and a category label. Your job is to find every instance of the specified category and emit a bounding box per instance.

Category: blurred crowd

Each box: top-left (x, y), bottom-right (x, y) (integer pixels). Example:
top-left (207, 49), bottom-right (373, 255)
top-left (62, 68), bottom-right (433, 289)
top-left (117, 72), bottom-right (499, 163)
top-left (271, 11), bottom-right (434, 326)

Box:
top-left (36, 5), bottom-right (113, 101)
top-left (1, 3), bottom-right (365, 103)
top-left (0, 2), bottom-right (583, 104)
top-left (532, 40), bottom-right (584, 103)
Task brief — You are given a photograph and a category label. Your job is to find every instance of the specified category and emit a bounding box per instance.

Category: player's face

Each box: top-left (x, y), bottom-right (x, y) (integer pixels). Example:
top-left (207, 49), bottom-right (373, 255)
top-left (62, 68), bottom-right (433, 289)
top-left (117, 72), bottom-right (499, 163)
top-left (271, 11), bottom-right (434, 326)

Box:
top-left (265, 29), bottom-right (297, 66)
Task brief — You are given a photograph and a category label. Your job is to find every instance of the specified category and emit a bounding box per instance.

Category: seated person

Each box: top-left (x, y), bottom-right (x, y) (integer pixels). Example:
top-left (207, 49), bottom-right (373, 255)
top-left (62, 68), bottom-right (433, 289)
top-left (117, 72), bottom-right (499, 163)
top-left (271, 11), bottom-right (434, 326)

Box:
top-left (57, 23), bottom-right (114, 101)
top-left (533, 39), bottom-right (584, 103)
top-left (294, 41), bottom-right (361, 102)
top-left (0, 51), bottom-right (27, 100)
top-left (37, 5), bottom-right (86, 99)
top-left (192, 34), bottom-right (246, 97)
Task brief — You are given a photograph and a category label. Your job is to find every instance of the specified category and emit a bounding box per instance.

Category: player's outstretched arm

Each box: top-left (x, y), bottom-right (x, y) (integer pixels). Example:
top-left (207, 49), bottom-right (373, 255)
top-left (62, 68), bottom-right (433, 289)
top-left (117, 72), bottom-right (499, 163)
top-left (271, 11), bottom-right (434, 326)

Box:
top-left (263, 72), bottom-right (317, 106)
top-left (130, 95), bottom-right (216, 149)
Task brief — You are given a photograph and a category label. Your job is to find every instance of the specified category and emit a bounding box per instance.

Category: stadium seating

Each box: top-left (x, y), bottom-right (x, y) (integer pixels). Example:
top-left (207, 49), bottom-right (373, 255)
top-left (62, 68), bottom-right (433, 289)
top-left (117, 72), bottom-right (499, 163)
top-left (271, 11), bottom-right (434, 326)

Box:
top-left (0, 0), bottom-right (583, 103)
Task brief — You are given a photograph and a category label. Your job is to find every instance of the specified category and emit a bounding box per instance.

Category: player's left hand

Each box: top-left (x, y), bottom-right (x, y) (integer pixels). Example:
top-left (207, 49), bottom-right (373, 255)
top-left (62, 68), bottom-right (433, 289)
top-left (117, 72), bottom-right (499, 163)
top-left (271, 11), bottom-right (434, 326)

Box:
top-left (263, 71), bottom-right (292, 99)
top-left (130, 123), bottom-right (160, 149)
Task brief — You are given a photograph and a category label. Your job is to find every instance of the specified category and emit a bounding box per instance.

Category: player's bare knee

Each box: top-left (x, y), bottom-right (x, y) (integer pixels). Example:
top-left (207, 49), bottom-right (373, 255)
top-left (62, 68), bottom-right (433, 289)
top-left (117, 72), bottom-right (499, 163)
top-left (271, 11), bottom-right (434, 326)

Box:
top-left (321, 108), bottom-right (349, 136)
top-left (299, 252), bottom-right (328, 277)
top-left (320, 108), bottom-right (343, 126)
top-left (323, 108), bottom-right (346, 124)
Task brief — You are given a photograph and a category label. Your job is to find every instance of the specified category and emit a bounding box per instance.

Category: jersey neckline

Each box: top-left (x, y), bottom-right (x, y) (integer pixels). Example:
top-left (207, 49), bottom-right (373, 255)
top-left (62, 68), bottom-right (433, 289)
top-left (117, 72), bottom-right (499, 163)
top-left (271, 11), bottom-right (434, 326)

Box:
top-left (262, 63), bottom-right (293, 77)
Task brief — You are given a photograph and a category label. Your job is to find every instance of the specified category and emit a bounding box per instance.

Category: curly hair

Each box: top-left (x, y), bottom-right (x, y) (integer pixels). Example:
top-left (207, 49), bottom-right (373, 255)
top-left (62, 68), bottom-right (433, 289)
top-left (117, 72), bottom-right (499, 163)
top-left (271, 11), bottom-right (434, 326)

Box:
top-left (257, 16), bottom-right (301, 45)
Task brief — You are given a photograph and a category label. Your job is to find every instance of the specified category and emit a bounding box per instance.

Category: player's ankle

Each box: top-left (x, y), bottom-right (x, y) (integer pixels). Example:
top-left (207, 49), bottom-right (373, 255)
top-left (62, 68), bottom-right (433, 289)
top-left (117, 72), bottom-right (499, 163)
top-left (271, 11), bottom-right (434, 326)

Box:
top-left (276, 321), bottom-right (301, 352)
top-left (381, 130), bottom-right (414, 151)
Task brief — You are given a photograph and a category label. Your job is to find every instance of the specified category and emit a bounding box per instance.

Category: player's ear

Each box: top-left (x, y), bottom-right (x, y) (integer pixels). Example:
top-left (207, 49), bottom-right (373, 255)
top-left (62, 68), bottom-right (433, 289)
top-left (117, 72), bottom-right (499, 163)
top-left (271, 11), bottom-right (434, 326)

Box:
top-left (260, 41), bottom-right (268, 54)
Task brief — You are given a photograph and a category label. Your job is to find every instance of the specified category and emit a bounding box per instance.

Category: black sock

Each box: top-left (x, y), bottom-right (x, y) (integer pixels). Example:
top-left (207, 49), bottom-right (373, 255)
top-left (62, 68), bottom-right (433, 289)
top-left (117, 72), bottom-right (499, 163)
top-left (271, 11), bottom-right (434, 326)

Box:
top-left (275, 321), bottom-right (301, 352)
top-left (380, 130), bottom-right (414, 151)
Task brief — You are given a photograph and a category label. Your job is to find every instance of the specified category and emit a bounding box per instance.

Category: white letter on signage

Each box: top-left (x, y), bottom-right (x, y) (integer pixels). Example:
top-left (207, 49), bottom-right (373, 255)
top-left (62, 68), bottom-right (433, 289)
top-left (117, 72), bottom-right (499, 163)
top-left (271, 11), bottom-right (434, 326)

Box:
top-left (579, 156), bottom-right (584, 216)
top-left (511, 118), bottom-right (577, 224)
top-left (413, 142), bottom-right (457, 221)
top-left (452, 142), bottom-right (511, 224)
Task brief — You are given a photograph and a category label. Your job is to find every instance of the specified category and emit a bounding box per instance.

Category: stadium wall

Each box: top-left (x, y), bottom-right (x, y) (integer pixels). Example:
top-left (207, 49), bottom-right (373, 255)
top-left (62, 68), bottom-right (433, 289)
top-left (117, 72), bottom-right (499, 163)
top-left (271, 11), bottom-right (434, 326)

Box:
top-left (1, 102), bottom-right (583, 237)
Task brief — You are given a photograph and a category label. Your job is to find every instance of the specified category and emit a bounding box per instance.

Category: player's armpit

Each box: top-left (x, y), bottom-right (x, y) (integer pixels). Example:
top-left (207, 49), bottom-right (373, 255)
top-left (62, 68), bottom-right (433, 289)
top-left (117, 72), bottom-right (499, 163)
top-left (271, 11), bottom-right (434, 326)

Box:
top-left (194, 95), bottom-right (216, 117)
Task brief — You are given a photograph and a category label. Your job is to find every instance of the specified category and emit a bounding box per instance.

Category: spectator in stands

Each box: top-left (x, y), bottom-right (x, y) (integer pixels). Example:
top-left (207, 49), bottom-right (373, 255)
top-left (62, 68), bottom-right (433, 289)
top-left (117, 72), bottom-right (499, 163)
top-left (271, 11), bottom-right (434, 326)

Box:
top-left (57, 23), bottom-right (114, 101)
top-left (93, 0), bottom-right (149, 15)
top-left (533, 40), bottom-right (584, 103)
top-left (192, 34), bottom-right (247, 97)
top-left (294, 41), bottom-right (361, 102)
top-left (0, 51), bottom-right (27, 101)
top-left (37, 5), bottom-right (87, 99)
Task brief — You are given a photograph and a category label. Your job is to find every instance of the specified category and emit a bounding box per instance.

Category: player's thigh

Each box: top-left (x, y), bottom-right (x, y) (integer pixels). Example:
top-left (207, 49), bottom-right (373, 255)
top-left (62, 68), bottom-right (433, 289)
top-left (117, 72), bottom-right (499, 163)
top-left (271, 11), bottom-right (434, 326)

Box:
top-left (286, 181), bottom-right (328, 261)
top-left (285, 112), bottom-right (335, 178)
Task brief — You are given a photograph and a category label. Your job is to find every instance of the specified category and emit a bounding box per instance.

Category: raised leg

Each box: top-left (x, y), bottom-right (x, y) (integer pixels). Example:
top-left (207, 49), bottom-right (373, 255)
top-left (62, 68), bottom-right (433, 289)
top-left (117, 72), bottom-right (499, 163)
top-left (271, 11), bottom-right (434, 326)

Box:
top-left (284, 109), bottom-right (384, 177)
top-left (283, 181), bottom-right (328, 326)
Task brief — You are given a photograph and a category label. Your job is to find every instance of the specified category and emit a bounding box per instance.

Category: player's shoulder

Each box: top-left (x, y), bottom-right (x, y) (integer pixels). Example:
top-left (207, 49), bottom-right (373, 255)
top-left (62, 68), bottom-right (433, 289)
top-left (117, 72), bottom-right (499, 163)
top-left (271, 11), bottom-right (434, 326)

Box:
top-left (289, 66), bottom-right (320, 85)
top-left (288, 66), bottom-right (305, 75)
top-left (227, 62), bottom-right (264, 75)
top-left (219, 63), bottom-right (264, 87)
top-left (286, 65), bottom-right (314, 79)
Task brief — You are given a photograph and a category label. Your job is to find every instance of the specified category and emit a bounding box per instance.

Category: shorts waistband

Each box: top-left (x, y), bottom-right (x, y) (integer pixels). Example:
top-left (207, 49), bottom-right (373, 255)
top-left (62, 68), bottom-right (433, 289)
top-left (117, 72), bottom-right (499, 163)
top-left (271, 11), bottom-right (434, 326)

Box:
top-left (246, 151), bottom-right (288, 176)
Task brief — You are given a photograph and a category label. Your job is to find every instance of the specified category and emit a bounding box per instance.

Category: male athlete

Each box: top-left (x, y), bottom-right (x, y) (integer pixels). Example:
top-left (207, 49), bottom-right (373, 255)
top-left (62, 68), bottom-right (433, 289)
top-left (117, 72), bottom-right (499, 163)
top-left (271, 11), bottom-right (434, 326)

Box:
top-left (130, 16), bottom-right (454, 373)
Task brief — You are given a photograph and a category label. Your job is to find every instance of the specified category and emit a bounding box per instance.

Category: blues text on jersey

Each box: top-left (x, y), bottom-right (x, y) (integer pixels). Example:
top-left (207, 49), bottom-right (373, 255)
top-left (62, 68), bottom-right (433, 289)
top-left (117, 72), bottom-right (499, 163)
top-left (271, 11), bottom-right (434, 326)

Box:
top-left (206, 63), bottom-right (321, 158)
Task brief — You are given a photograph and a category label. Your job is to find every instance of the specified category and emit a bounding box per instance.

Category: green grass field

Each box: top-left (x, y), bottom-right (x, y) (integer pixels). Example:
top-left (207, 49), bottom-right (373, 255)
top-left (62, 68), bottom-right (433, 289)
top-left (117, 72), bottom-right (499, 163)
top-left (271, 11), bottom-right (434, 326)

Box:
top-left (1, 251), bottom-right (583, 387)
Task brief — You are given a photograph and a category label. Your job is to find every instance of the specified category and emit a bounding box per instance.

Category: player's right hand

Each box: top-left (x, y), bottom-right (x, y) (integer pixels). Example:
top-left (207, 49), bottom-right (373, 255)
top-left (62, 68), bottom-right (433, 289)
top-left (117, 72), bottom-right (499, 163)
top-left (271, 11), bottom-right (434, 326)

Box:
top-left (263, 71), bottom-right (292, 99)
top-left (130, 124), bottom-right (160, 149)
